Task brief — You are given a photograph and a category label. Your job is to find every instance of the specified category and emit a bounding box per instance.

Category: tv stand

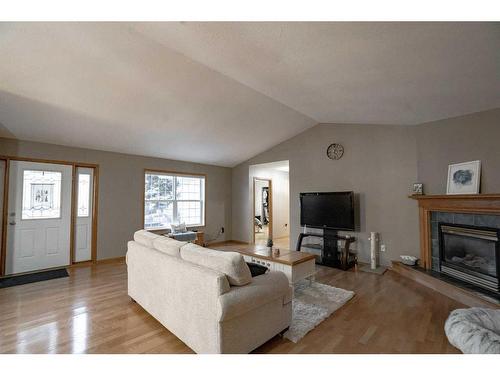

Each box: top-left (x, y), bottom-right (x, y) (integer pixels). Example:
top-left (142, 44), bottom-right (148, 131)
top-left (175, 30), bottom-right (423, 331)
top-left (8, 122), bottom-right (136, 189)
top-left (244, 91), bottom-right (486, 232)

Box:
top-left (296, 229), bottom-right (357, 270)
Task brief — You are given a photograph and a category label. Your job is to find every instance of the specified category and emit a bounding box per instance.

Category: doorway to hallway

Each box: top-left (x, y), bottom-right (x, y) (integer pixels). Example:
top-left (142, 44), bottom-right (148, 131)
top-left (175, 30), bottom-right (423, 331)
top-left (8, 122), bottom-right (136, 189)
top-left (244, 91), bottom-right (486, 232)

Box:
top-left (250, 160), bottom-right (289, 248)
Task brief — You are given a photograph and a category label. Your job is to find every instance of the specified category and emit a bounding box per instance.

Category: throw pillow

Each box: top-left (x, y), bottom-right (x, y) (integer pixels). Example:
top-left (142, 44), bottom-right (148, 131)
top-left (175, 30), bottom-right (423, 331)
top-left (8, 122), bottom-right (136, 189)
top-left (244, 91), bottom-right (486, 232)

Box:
top-left (246, 262), bottom-right (268, 277)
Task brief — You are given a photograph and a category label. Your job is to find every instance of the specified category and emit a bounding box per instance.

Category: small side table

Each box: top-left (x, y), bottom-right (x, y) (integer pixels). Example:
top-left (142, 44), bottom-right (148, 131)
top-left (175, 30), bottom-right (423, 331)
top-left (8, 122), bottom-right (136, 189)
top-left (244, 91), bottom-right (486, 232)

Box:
top-left (194, 231), bottom-right (205, 247)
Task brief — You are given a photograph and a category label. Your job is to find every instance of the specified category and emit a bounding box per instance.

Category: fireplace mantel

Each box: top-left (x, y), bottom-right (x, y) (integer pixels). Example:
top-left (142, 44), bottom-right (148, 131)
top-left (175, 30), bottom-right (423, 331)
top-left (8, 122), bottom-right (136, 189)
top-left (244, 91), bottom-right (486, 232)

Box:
top-left (409, 194), bottom-right (500, 269)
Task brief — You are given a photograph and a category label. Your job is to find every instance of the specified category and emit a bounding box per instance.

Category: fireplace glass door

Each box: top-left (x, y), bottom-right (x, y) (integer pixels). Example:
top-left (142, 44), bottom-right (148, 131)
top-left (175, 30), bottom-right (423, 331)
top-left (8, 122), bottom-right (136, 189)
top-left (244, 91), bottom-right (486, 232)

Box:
top-left (439, 223), bottom-right (499, 292)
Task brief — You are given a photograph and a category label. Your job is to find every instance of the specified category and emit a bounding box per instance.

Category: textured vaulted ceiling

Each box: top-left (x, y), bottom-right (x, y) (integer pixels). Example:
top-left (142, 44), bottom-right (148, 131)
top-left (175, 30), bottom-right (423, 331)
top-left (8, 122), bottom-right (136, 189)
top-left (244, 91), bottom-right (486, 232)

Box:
top-left (0, 22), bottom-right (499, 166)
top-left (133, 22), bottom-right (500, 125)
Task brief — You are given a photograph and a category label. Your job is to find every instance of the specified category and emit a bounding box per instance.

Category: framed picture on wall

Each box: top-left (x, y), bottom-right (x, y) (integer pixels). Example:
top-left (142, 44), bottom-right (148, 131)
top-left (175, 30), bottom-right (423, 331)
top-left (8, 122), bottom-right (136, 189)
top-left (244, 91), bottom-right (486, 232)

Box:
top-left (446, 160), bottom-right (481, 195)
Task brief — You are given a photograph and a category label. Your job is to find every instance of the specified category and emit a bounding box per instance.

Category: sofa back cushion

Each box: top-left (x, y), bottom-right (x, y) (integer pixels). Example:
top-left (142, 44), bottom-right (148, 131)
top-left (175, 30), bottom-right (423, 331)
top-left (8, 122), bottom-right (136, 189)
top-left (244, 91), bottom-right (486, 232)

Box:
top-left (134, 230), bottom-right (161, 248)
top-left (152, 236), bottom-right (185, 257)
top-left (128, 240), bottom-right (230, 298)
top-left (180, 244), bottom-right (252, 286)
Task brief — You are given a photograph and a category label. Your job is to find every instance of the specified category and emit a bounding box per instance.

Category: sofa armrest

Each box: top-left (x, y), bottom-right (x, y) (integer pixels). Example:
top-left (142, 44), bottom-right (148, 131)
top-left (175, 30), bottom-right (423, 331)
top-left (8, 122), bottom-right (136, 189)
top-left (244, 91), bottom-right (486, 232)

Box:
top-left (127, 241), bottom-right (232, 353)
top-left (217, 271), bottom-right (292, 322)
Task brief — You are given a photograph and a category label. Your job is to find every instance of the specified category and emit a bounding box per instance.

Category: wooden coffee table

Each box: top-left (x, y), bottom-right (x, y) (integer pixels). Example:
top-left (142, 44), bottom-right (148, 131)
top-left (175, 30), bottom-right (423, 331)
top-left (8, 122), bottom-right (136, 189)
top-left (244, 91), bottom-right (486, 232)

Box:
top-left (218, 247), bottom-right (316, 285)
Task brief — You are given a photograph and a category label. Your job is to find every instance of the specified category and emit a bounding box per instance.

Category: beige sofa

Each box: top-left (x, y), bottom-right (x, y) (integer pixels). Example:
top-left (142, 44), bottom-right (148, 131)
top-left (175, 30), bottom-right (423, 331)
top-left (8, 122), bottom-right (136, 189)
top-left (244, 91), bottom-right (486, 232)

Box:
top-left (126, 230), bottom-right (292, 354)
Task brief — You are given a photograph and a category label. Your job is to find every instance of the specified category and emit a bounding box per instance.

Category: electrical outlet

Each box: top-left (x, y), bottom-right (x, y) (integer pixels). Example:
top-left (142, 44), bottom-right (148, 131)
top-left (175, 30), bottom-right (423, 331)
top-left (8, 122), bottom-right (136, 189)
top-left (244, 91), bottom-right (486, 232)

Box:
top-left (221, 227), bottom-right (225, 234)
top-left (381, 244), bottom-right (386, 252)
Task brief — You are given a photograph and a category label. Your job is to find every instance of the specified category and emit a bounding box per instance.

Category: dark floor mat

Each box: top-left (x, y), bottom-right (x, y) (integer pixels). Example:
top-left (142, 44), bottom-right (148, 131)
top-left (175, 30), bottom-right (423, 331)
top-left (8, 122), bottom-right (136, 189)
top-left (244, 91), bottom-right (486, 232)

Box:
top-left (0, 268), bottom-right (69, 289)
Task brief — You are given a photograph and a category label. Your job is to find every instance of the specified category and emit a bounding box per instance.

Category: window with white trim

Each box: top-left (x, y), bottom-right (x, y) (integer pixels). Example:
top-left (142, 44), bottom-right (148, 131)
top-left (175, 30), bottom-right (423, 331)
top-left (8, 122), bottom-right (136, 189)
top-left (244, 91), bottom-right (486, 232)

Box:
top-left (144, 171), bottom-right (205, 229)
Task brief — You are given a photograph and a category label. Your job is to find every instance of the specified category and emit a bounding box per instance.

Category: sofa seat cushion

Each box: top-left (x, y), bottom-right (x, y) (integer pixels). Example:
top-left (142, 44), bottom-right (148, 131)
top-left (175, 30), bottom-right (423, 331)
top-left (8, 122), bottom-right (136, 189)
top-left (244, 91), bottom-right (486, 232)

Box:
top-left (152, 236), bottom-right (186, 257)
top-left (134, 230), bottom-right (162, 248)
top-left (180, 244), bottom-right (252, 286)
top-left (218, 271), bottom-right (291, 321)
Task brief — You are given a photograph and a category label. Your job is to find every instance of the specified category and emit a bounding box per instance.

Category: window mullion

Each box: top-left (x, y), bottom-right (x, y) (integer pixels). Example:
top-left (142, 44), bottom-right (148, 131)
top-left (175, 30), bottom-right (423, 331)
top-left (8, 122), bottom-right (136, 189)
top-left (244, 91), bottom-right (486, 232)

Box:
top-left (173, 176), bottom-right (178, 223)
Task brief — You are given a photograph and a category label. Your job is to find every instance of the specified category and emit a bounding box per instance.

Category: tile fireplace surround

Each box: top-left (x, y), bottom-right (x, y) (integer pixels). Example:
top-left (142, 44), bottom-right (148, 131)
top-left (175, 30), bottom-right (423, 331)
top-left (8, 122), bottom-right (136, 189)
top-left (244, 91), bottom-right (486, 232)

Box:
top-left (410, 194), bottom-right (500, 270)
top-left (401, 194), bottom-right (500, 307)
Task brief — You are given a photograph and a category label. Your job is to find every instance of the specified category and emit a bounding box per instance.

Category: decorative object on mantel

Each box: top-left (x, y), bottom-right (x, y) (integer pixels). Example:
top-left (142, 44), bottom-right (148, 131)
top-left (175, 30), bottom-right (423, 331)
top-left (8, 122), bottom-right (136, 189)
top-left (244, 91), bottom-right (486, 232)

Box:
top-left (412, 182), bottom-right (423, 195)
top-left (283, 280), bottom-right (354, 343)
top-left (272, 248), bottom-right (280, 257)
top-left (447, 160), bottom-right (481, 195)
top-left (326, 143), bottom-right (344, 160)
top-left (358, 232), bottom-right (387, 275)
top-left (400, 255), bottom-right (418, 266)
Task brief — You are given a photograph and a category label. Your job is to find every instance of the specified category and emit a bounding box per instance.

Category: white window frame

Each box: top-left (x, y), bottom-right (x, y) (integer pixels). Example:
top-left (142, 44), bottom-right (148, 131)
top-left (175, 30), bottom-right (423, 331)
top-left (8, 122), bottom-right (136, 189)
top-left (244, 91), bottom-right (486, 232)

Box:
top-left (144, 170), bottom-right (206, 230)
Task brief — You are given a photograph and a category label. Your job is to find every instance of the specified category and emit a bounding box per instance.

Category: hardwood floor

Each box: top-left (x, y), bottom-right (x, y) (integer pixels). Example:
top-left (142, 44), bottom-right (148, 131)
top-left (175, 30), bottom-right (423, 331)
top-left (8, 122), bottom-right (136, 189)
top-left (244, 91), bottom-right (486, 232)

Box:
top-left (0, 248), bottom-right (462, 354)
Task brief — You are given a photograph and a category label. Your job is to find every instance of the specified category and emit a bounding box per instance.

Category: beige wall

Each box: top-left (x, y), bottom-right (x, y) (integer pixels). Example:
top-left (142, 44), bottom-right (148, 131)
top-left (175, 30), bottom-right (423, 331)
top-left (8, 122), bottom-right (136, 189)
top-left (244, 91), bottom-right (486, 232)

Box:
top-left (416, 108), bottom-right (500, 194)
top-left (232, 108), bottom-right (500, 265)
top-left (0, 137), bottom-right (232, 260)
top-left (232, 124), bottom-right (420, 266)
top-left (3, 108), bottom-right (498, 265)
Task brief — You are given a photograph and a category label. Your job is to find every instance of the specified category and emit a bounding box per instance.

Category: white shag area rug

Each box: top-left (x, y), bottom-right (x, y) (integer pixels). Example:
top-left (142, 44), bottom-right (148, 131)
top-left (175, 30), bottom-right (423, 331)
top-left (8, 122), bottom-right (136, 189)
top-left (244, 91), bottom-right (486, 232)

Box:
top-left (284, 280), bottom-right (355, 343)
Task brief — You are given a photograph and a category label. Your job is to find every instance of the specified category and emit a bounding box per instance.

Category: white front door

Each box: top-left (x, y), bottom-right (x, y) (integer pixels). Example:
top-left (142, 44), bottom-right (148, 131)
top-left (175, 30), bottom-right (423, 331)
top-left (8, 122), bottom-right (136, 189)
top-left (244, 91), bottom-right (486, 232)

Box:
top-left (74, 167), bottom-right (93, 262)
top-left (6, 161), bottom-right (72, 275)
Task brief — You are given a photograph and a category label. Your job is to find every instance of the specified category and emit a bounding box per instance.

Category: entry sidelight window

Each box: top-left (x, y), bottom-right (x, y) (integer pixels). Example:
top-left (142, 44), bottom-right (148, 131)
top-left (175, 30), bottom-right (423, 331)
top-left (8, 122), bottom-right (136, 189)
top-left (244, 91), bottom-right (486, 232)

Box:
top-left (77, 173), bottom-right (91, 217)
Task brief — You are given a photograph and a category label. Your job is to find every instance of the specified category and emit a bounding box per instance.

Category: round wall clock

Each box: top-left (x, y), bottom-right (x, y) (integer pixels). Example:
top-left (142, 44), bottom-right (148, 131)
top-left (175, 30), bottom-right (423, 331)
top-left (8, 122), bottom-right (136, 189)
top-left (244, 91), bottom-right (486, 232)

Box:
top-left (326, 143), bottom-right (344, 160)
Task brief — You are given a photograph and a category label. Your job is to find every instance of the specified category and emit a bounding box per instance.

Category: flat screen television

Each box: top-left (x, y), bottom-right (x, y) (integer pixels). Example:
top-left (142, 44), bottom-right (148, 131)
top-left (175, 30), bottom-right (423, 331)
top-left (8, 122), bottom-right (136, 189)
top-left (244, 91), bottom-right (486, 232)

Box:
top-left (300, 191), bottom-right (355, 231)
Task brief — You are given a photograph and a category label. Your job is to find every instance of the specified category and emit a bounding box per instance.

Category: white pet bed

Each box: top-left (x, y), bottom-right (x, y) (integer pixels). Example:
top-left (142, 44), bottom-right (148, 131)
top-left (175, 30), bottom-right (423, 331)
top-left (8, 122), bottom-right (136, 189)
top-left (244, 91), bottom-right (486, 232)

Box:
top-left (445, 307), bottom-right (500, 354)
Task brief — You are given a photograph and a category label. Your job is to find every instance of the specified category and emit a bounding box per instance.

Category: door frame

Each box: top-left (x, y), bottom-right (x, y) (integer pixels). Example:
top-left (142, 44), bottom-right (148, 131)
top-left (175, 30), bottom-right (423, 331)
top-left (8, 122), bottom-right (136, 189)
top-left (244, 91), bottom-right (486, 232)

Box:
top-left (0, 155), bottom-right (99, 276)
top-left (252, 177), bottom-right (272, 244)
